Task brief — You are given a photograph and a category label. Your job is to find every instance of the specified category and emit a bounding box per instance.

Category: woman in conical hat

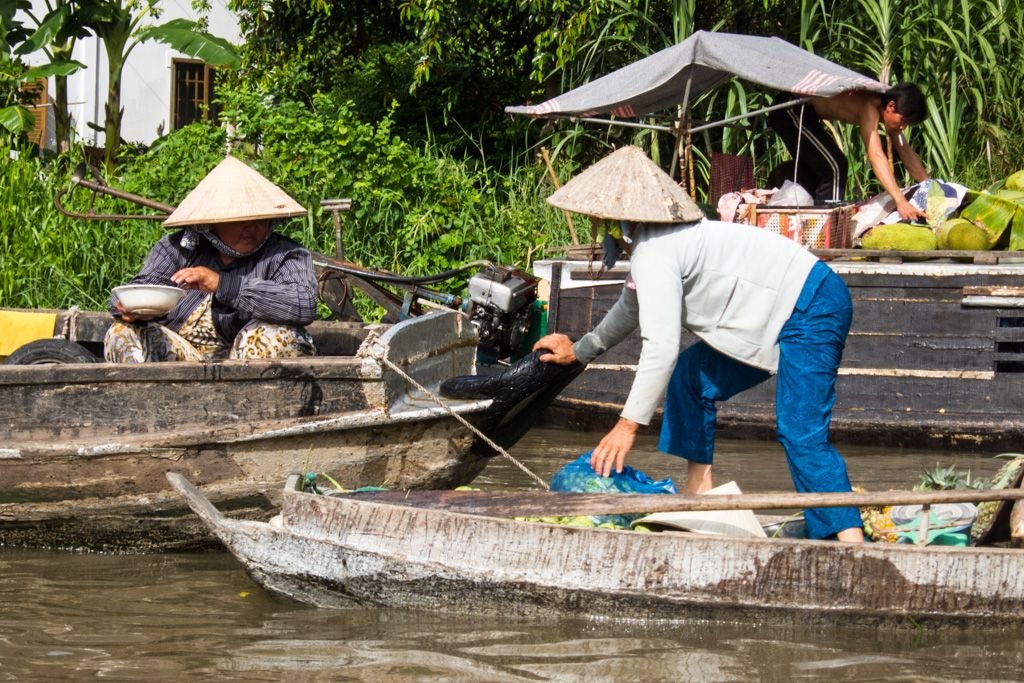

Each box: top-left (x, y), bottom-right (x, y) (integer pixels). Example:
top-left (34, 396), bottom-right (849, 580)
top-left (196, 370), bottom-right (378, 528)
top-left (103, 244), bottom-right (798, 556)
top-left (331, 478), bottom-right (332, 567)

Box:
top-left (534, 145), bottom-right (863, 542)
top-left (104, 156), bottom-right (319, 362)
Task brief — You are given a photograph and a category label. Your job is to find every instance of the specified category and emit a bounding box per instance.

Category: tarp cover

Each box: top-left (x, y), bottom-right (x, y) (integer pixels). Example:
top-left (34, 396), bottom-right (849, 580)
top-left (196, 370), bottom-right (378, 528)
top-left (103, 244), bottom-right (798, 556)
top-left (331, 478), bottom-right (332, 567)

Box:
top-left (505, 31), bottom-right (886, 119)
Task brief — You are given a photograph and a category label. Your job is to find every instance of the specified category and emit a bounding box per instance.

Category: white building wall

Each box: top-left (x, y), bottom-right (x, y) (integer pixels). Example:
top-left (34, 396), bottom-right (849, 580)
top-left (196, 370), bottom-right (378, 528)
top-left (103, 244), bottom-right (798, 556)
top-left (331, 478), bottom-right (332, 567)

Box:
top-left (20, 1), bottom-right (240, 149)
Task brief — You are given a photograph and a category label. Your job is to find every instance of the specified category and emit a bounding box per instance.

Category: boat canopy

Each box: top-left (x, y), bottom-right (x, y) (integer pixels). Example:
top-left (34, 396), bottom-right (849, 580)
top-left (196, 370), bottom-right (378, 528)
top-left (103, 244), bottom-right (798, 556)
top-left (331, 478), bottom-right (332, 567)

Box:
top-left (505, 31), bottom-right (886, 120)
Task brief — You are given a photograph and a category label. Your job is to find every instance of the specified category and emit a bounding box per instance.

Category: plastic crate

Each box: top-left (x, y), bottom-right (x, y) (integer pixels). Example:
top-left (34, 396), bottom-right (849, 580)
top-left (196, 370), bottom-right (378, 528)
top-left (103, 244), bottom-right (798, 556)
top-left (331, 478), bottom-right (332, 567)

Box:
top-left (742, 205), bottom-right (854, 249)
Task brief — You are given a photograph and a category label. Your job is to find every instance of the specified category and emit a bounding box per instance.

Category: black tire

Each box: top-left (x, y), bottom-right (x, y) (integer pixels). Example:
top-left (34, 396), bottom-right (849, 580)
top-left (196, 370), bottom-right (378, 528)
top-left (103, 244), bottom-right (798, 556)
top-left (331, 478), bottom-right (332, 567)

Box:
top-left (2, 338), bottom-right (99, 365)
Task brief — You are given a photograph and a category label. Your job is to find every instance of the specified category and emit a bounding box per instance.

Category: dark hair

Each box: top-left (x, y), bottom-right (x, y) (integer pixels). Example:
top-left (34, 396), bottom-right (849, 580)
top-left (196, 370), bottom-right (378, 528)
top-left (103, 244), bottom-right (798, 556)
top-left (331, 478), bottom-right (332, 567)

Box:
top-left (881, 82), bottom-right (927, 125)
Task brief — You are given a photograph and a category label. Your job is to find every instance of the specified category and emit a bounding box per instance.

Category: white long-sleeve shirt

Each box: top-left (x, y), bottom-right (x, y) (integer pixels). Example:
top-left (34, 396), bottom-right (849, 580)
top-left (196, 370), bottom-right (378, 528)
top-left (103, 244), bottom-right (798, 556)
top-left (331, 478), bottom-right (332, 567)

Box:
top-left (572, 219), bottom-right (819, 425)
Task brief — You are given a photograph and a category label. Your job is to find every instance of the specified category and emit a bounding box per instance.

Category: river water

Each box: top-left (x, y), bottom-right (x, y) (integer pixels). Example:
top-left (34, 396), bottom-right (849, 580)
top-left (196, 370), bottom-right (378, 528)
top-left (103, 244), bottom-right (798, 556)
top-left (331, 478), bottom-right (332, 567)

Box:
top-left (2, 427), bottom-right (1022, 682)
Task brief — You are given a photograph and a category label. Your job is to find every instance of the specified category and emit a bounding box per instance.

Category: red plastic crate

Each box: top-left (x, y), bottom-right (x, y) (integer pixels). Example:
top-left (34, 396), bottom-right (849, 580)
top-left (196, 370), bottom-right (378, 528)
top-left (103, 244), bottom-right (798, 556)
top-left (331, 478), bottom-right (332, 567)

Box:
top-left (740, 205), bottom-right (854, 249)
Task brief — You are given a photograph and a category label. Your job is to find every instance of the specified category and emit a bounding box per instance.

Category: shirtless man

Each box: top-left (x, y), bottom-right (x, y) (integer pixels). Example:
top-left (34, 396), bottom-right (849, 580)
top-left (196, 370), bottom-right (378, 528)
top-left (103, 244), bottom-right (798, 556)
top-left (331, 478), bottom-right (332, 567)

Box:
top-left (768, 83), bottom-right (930, 221)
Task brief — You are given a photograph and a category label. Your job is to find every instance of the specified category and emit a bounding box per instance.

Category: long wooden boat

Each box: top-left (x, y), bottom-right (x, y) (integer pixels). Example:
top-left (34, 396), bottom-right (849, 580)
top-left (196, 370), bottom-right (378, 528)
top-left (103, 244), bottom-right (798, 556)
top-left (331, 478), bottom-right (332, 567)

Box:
top-left (0, 309), bottom-right (502, 552)
top-left (538, 254), bottom-right (1024, 450)
top-left (167, 471), bottom-right (1024, 628)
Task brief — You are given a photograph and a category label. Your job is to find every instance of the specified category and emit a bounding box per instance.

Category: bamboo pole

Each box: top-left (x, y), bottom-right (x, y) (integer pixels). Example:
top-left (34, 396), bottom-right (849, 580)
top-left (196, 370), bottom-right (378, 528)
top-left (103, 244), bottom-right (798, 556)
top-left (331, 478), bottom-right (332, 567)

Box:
top-left (341, 487), bottom-right (1024, 518)
top-left (540, 147), bottom-right (579, 245)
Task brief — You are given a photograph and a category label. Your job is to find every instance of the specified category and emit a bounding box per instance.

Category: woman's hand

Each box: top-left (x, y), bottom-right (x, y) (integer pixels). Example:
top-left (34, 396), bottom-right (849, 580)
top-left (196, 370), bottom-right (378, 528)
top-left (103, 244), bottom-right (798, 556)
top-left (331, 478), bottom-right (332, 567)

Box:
top-left (533, 333), bottom-right (576, 365)
top-left (113, 300), bottom-right (154, 323)
top-left (590, 418), bottom-right (639, 477)
top-left (172, 266), bottom-right (219, 293)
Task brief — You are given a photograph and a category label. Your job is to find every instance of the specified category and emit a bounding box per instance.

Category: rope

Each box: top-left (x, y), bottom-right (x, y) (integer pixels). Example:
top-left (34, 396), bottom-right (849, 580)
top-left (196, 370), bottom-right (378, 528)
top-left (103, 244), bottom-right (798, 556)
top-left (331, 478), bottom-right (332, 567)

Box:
top-left (367, 337), bottom-right (550, 490)
top-left (59, 305), bottom-right (81, 341)
top-left (792, 103), bottom-right (806, 188)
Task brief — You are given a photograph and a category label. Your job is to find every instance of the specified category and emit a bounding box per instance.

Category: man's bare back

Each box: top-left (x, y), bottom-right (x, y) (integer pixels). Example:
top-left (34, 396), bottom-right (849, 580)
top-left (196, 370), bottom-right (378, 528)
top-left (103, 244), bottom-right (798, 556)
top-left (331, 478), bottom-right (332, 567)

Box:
top-left (808, 89), bottom-right (929, 220)
top-left (810, 91), bottom-right (881, 128)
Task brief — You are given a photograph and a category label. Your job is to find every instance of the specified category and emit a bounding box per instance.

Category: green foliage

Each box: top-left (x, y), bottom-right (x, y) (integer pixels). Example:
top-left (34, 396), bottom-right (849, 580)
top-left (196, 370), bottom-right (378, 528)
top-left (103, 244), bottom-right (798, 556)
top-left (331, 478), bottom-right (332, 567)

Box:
top-left (218, 88), bottom-right (566, 276)
top-left (116, 123), bottom-right (228, 205)
top-left (8, 0), bottom-right (1024, 311)
top-left (1, 98), bottom-right (571, 318)
top-left (135, 19), bottom-right (240, 68)
top-left (0, 126), bottom-right (225, 310)
top-left (0, 146), bottom-right (162, 310)
top-left (226, 0), bottom-right (406, 96)
top-left (959, 170), bottom-right (1024, 250)
top-left (915, 463), bottom-right (986, 491)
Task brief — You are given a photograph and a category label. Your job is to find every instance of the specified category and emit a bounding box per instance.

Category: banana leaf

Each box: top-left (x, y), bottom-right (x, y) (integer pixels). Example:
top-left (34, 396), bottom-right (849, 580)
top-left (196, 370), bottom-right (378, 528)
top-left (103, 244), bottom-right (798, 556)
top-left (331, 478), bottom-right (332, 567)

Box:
top-left (959, 170), bottom-right (1024, 249)
top-left (135, 19), bottom-right (240, 69)
top-left (0, 104), bottom-right (34, 134)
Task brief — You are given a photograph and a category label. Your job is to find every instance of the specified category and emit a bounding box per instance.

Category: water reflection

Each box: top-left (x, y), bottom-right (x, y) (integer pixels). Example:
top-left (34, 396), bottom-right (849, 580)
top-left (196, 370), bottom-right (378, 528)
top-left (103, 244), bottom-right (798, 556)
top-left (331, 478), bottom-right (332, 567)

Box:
top-left (0, 428), bottom-right (1019, 682)
top-left (482, 427), bottom-right (1008, 493)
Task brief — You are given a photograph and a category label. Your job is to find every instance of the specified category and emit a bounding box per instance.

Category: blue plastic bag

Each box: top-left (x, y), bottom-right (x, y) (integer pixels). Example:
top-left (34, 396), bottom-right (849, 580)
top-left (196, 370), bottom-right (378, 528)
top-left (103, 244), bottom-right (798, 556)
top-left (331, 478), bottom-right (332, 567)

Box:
top-left (549, 453), bottom-right (677, 528)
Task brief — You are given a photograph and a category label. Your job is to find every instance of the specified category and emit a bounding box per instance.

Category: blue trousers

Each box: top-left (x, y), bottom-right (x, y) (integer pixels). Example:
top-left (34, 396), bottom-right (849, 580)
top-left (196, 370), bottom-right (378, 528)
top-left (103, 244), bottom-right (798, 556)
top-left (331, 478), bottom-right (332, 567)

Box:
top-left (657, 262), bottom-right (861, 538)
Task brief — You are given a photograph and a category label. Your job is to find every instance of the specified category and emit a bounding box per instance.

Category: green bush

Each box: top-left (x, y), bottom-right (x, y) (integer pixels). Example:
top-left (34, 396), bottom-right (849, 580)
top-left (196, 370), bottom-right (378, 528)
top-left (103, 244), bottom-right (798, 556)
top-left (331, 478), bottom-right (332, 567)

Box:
top-left (0, 148), bottom-right (158, 310)
top-left (1, 95), bottom-right (572, 316)
top-left (218, 89), bottom-right (568, 276)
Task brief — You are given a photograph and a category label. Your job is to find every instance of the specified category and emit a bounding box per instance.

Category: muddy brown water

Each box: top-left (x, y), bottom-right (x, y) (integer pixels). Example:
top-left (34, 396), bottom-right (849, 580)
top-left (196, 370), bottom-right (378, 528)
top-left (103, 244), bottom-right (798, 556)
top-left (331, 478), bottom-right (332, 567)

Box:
top-left (2, 427), bottom-right (1022, 682)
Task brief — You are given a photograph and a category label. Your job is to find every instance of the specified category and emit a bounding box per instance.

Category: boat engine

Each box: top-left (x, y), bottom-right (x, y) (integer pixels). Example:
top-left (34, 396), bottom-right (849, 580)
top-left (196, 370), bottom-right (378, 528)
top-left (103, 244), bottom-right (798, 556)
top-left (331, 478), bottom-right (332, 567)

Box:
top-left (465, 266), bottom-right (539, 362)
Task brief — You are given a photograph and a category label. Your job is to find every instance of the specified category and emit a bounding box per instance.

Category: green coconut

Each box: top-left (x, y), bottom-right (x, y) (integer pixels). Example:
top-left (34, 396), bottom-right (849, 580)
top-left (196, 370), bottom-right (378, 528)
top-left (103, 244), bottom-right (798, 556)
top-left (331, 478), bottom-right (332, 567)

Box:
top-left (935, 218), bottom-right (990, 250)
top-left (860, 223), bottom-right (938, 251)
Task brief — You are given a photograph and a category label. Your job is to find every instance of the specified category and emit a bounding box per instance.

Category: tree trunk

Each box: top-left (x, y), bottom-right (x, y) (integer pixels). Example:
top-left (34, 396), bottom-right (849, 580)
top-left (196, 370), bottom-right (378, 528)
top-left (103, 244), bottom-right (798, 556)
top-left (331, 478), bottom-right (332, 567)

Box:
top-left (101, 24), bottom-right (130, 176)
top-left (104, 73), bottom-right (121, 176)
top-left (54, 74), bottom-right (71, 153)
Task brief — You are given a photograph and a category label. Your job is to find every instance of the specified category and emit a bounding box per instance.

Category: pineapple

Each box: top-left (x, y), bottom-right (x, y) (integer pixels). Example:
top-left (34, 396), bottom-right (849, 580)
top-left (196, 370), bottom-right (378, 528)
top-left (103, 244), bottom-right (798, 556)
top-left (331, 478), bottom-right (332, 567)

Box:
top-left (915, 463), bottom-right (985, 491)
top-left (972, 455), bottom-right (1024, 543)
top-left (855, 486), bottom-right (899, 543)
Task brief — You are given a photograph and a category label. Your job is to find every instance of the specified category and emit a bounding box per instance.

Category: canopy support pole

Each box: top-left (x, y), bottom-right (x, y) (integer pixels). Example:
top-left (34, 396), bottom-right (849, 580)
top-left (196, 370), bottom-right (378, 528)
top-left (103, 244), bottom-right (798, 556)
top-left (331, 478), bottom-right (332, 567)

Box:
top-left (566, 96), bottom-right (811, 135)
top-left (670, 74), bottom-right (694, 185)
top-left (570, 118), bottom-right (674, 132)
top-left (792, 103), bottom-right (806, 187)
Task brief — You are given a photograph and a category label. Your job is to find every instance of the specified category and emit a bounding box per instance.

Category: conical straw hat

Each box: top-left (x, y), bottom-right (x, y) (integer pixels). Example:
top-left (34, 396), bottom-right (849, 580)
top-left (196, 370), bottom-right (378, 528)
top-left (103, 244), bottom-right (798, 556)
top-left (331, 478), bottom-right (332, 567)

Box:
top-left (547, 146), bottom-right (703, 223)
top-left (163, 156), bottom-right (306, 227)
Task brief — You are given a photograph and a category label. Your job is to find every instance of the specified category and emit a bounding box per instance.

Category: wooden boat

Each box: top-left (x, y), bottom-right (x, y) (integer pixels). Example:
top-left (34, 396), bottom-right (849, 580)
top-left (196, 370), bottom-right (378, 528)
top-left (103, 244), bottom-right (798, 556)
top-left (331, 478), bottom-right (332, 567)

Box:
top-left (0, 309), bottom-right (505, 552)
top-left (538, 255), bottom-right (1024, 450)
top-left (504, 33), bottom-right (1024, 451)
top-left (168, 472), bottom-right (1024, 627)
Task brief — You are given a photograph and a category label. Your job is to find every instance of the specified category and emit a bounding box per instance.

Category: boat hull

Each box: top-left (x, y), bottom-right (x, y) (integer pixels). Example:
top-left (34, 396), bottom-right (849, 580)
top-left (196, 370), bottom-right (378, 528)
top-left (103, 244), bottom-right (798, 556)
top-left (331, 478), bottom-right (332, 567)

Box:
top-left (541, 259), bottom-right (1024, 450)
top-left (169, 474), bottom-right (1024, 628)
top-left (0, 311), bottom-right (492, 552)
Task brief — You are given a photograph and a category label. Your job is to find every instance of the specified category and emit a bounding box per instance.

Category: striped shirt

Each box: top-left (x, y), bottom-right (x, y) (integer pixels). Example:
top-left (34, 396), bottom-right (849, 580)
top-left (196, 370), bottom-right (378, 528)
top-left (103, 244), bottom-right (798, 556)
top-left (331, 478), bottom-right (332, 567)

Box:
top-left (109, 230), bottom-right (318, 342)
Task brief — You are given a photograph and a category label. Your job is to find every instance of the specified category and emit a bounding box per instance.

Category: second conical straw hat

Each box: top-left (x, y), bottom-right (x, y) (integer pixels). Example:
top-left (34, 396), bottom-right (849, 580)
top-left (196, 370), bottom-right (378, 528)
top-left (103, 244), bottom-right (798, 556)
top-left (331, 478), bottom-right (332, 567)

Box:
top-left (547, 145), bottom-right (703, 223)
top-left (163, 156), bottom-right (307, 227)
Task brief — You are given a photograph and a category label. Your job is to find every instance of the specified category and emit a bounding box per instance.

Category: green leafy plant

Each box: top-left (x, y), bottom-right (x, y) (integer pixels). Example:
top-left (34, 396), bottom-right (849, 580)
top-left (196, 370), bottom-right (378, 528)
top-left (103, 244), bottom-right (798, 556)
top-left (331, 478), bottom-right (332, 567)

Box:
top-left (915, 463), bottom-right (986, 491)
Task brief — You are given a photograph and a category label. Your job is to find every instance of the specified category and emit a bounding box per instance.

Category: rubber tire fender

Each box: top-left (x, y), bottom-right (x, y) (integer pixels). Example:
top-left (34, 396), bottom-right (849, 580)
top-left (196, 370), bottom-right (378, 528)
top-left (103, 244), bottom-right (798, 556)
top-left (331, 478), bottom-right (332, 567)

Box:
top-left (2, 338), bottom-right (99, 365)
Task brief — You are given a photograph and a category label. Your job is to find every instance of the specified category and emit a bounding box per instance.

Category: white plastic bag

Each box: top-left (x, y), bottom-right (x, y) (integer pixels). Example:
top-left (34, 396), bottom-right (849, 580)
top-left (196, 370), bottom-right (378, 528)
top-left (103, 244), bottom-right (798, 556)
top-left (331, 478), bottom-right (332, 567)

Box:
top-left (767, 180), bottom-right (814, 207)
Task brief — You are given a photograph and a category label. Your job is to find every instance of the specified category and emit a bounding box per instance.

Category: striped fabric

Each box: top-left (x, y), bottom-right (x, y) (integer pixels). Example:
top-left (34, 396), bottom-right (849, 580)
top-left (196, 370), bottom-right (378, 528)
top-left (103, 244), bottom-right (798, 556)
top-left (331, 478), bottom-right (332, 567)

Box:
top-left (109, 230), bottom-right (318, 343)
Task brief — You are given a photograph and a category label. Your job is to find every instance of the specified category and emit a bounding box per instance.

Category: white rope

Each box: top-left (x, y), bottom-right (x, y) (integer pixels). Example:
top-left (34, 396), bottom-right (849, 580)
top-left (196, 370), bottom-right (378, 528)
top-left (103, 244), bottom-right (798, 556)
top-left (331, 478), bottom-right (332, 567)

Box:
top-left (368, 339), bottom-right (550, 490)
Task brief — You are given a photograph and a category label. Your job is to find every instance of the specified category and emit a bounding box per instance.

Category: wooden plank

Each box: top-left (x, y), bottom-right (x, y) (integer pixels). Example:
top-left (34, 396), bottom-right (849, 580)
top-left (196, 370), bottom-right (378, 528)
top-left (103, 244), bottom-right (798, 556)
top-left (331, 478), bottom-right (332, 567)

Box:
top-left (964, 285), bottom-right (1024, 297)
top-left (847, 299), bottom-right (997, 336)
top-left (996, 327), bottom-right (1024, 342)
top-left (0, 355), bottom-right (370, 386)
top-left (964, 296), bottom-right (1024, 308)
top-left (842, 332), bottom-right (993, 371)
top-left (336, 487), bottom-right (1024, 517)
top-left (813, 249), bottom-right (1012, 263)
top-left (546, 262), bottom-right (563, 332)
top-left (1, 375), bottom-right (375, 439)
top-left (566, 268), bottom-right (630, 282)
